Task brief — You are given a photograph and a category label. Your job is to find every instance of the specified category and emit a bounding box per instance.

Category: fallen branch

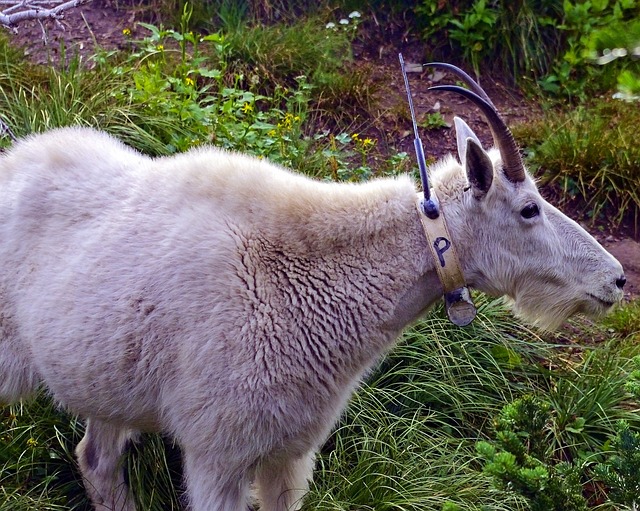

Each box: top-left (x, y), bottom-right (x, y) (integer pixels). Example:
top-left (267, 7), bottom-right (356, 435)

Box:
top-left (0, 0), bottom-right (90, 28)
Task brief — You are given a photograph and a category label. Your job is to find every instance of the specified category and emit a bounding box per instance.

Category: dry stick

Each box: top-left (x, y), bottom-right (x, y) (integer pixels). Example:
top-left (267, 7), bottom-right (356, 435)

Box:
top-left (0, 0), bottom-right (90, 28)
top-left (0, 1), bottom-right (90, 141)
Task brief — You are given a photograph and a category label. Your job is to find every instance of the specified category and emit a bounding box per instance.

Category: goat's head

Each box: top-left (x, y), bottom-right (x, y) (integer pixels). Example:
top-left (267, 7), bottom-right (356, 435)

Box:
top-left (427, 64), bottom-right (625, 330)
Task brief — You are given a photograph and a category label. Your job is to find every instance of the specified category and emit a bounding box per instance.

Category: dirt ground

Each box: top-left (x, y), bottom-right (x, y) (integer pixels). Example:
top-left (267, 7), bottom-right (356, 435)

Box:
top-left (4, 1), bottom-right (639, 299)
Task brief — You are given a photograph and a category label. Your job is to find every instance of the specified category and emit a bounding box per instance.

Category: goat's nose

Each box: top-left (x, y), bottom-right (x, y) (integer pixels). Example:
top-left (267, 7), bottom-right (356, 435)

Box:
top-left (616, 275), bottom-right (626, 290)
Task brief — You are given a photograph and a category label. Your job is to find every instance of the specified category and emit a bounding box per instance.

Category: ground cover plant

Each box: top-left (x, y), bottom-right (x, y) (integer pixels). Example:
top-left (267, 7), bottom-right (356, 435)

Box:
top-left (0, 2), bottom-right (639, 510)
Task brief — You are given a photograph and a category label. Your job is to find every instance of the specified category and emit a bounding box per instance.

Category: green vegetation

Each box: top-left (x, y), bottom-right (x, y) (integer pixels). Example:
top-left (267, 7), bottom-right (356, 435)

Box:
top-left (414, 0), bottom-right (640, 97)
top-left (1, 2), bottom-right (639, 510)
top-left (515, 100), bottom-right (640, 233)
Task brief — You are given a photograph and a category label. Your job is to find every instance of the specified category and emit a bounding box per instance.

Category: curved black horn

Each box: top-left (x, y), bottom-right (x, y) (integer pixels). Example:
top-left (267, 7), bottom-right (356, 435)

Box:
top-left (423, 62), bottom-right (496, 108)
top-left (429, 84), bottom-right (525, 183)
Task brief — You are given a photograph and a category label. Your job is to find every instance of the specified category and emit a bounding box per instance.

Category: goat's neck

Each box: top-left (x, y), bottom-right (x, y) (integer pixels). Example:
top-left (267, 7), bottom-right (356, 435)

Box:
top-left (268, 183), bottom-right (445, 340)
top-left (243, 179), bottom-right (451, 387)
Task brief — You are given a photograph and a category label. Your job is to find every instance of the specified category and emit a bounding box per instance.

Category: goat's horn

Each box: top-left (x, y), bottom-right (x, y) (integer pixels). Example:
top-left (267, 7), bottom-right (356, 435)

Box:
top-left (423, 62), bottom-right (496, 109)
top-left (429, 84), bottom-right (525, 184)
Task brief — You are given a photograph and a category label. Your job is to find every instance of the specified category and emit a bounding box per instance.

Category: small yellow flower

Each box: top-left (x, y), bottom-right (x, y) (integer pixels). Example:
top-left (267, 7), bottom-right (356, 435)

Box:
top-left (122, 28), bottom-right (131, 37)
top-left (242, 103), bottom-right (253, 114)
top-left (26, 437), bottom-right (38, 448)
top-left (362, 137), bottom-right (375, 148)
top-left (156, 44), bottom-right (164, 51)
top-left (268, 130), bottom-right (277, 137)
top-left (283, 113), bottom-right (294, 128)
top-left (351, 133), bottom-right (360, 141)
top-left (185, 77), bottom-right (195, 87)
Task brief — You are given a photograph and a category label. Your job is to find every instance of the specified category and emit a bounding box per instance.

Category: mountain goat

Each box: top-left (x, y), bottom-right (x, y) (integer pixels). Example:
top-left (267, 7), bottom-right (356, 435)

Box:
top-left (0, 64), bottom-right (625, 511)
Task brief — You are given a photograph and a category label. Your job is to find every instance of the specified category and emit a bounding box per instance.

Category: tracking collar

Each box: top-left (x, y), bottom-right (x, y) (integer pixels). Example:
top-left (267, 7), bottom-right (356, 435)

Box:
top-left (416, 194), bottom-right (476, 326)
top-left (400, 52), bottom-right (476, 326)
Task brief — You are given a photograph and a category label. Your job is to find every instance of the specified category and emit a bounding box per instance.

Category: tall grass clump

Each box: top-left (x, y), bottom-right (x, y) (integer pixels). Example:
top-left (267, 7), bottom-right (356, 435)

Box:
top-left (302, 296), bottom-right (550, 511)
top-left (0, 398), bottom-right (87, 511)
top-left (223, 12), bottom-right (374, 118)
top-left (367, 296), bottom-right (549, 433)
top-left (476, 335), bottom-right (640, 510)
top-left (517, 100), bottom-right (640, 233)
top-left (308, 409), bottom-right (528, 511)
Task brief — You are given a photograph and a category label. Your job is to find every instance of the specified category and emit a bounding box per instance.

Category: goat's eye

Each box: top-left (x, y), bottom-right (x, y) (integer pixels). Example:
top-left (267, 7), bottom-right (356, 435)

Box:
top-left (521, 203), bottom-right (540, 219)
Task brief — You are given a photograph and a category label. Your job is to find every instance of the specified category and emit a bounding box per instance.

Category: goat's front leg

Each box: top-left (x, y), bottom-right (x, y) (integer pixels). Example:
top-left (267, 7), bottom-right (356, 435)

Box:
top-left (76, 418), bottom-right (137, 511)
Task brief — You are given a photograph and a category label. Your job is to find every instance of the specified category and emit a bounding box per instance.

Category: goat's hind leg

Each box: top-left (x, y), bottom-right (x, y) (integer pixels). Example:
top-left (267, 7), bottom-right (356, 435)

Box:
top-left (182, 446), bottom-right (253, 511)
top-left (76, 418), bottom-right (137, 511)
top-left (0, 336), bottom-right (39, 404)
top-left (255, 451), bottom-right (315, 511)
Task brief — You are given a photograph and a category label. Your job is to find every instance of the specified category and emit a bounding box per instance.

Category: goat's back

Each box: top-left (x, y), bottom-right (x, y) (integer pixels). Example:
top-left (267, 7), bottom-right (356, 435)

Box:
top-left (0, 128), bottom-right (256, 427)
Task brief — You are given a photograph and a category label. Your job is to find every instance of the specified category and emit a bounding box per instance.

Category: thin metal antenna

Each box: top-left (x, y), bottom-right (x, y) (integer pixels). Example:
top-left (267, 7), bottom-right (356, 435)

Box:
top-left (399, 53), bottom-right (439, 219)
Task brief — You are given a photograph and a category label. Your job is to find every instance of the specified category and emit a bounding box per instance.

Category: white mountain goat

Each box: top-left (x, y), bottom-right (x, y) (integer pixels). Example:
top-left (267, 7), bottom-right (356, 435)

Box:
top-left (0, 64), bottom-right (625, 511)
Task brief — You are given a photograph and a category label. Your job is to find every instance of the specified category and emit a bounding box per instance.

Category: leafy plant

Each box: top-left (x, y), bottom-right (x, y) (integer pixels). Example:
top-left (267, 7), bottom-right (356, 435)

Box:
top-left (447, 0), bottom-right (498, 79)
top-left (415, 0), bottom-right (640, 96)
top-left (588, 17), bottom-right (640, 101)
top-left (595, 420), bottom-right (640, 509)
top-left (537, 0), bottom-right (639, 99)
top-left (416, 0), bottom-right (561, 82)
top-left (420, 112), bottom-right (448, 130)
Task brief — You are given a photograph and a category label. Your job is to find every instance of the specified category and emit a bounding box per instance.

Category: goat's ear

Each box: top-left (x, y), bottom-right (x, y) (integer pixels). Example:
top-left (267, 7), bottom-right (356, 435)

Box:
top-left (465, 137), bottom-right (494, 199)
top-left (454, 116), bottom-right (482, 166)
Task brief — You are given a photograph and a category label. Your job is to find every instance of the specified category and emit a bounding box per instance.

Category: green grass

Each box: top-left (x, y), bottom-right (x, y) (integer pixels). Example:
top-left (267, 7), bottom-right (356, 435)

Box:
top-left (0, 399), bottom-right (87, 510)
top-left (309, 410), bottom-right (527, 511)
top-left (516, 100), bottom-right (640, 233)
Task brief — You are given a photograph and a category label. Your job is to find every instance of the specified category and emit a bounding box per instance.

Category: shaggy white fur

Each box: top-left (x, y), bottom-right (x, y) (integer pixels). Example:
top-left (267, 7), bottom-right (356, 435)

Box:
top-left (0, 120), bottom-right (624, 511)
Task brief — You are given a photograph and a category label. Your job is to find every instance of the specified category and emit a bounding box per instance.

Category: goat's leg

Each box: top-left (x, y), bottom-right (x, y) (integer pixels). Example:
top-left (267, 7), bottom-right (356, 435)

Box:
top-left (182, 447), bottom-right (252, 511)
top-left (76, 418), bottom-right (137, 511)
top-left (254, 451), bottom-right (316, 511)
top-left (0, 334), bottom-right (39, 404)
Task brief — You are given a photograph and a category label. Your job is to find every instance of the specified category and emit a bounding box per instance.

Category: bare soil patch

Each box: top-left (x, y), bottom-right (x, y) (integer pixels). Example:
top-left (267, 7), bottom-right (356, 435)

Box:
top-left (3, 3), bottom-right (638, 299)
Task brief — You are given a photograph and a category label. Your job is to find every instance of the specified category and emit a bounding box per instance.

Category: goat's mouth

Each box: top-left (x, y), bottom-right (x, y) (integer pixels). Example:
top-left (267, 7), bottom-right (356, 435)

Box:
top-left (586, 293), bottom-right (616, 310)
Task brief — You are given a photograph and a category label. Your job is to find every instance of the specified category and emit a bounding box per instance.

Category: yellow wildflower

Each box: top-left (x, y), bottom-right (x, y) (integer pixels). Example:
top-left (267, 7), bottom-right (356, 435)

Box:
top-left (242, 103), bottom-right (254, 114)
top-left (26, 437), bottom-right (38, 448)
top-left (156, 44), bottom-right (164, 51)
top-left (185, 77), bottom-right (195, 87)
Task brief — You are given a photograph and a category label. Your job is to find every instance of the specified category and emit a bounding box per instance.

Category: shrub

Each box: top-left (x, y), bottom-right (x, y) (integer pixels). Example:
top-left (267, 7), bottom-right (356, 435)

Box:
top-left (595, 420), bottom-right (640, 509)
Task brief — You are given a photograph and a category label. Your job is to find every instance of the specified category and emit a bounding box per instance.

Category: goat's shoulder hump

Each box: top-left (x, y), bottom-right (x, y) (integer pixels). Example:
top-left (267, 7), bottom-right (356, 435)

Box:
top-left (5, 127), bottom-right (144, 169)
